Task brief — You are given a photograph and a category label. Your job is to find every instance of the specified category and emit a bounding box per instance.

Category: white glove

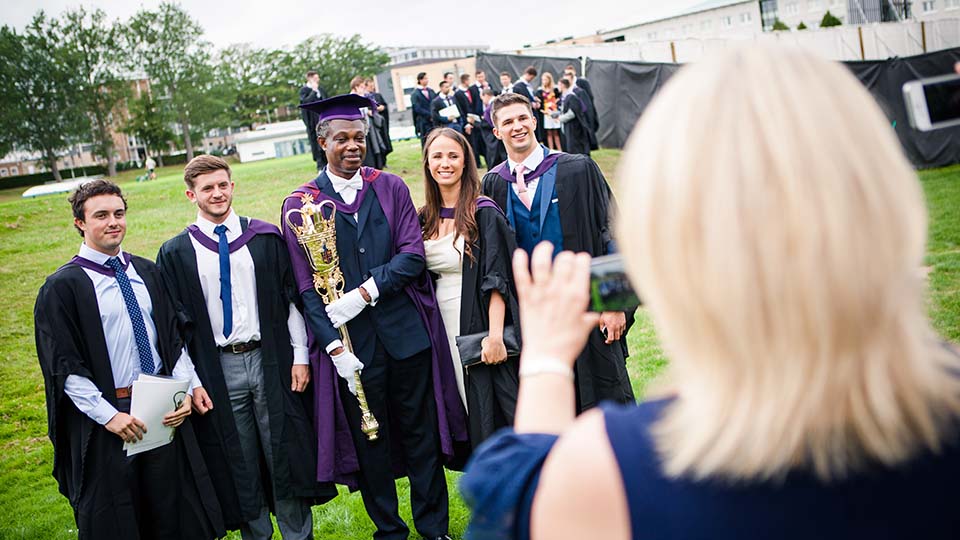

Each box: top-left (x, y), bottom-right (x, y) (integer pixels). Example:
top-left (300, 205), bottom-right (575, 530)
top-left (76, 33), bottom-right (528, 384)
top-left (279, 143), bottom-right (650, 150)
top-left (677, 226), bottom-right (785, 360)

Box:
top-left (330, 350), bottom-right (364, 395)
top-left (325, 287), bottom-right (368, 328)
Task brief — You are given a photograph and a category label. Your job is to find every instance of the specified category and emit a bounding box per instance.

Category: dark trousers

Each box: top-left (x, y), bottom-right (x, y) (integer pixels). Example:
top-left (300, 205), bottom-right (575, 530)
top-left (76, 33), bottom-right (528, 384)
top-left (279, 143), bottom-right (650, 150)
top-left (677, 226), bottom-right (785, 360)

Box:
top-left (340, 342), bottom-right (449, 540)
top-left (115, 397), bottom-right (181, 540)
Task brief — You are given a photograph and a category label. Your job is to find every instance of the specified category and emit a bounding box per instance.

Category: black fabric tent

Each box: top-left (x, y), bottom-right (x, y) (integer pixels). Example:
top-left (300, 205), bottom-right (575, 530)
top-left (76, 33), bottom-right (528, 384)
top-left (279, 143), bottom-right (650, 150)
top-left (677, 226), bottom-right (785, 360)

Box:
top-left (476, 48), bottom-right (960, 169)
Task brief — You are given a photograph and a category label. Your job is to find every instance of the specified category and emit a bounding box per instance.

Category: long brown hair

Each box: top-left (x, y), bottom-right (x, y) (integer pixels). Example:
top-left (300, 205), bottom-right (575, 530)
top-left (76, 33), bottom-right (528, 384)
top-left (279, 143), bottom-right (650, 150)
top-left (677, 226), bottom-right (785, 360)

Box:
top-left (420, 128), bottom-right (482, 261)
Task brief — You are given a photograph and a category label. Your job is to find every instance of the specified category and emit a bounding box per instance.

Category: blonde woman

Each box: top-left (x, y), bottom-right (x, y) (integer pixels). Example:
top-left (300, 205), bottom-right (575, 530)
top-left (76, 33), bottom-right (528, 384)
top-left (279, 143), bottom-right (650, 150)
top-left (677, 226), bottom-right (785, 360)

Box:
top-left (461, 46), bottom-right (960, 539)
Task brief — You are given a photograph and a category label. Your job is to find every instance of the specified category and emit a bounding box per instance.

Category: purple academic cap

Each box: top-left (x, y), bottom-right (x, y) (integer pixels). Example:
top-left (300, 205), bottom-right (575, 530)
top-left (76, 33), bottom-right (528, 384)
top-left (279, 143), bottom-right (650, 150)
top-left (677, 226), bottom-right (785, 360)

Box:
top-left (299, 93), bottom-right (374, 122)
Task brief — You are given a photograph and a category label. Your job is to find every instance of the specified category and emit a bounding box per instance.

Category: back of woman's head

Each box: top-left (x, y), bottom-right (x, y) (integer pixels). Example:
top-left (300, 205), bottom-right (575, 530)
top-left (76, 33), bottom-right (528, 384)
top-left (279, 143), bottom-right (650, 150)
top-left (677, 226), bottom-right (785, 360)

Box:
top-left (617, 45), bottom-right (960, 481)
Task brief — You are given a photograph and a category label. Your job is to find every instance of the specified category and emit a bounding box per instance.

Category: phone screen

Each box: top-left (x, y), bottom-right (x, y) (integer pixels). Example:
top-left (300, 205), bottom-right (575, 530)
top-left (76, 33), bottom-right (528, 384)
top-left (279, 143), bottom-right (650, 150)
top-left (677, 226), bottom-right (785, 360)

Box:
top-left (589, 254), bottom-right (641, 312)
top-left (923, 78), bottom-right (960, 125)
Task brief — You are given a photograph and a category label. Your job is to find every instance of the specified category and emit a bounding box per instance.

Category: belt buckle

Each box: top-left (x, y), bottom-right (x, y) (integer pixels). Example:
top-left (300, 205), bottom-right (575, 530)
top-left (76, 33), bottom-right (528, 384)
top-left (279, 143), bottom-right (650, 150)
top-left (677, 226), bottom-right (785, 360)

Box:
top-left (229, 343), bottom-right (242, 354)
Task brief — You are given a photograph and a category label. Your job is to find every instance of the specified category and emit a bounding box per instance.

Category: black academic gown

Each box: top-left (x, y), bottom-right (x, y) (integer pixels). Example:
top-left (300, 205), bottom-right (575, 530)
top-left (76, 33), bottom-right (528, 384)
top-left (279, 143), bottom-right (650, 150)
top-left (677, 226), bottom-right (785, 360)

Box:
top-left (458, 205), bottom-right (522, 446)
top-left (572, 85), bottom-right (599, 150)
top-left (300, 85), bottom-right (328, 169)
top-left (479, 109), bottom-right (507, 169)
top-left (561, 93), bottom-right (592, 156)
top-left (369, 91), bottom-right (394, 158)
top-left (156, 219), bottom-right (337, 530)
top-left (481, 154), bottom-right (636, 412)
top-left (35, 256), bottom-right (225, 540)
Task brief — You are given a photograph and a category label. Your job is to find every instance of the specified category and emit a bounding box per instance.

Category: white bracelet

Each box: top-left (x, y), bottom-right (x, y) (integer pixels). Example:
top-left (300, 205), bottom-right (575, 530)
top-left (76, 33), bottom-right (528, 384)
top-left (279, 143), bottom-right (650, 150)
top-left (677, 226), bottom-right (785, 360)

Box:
top-left (519, 358), bottom-right (574, 380)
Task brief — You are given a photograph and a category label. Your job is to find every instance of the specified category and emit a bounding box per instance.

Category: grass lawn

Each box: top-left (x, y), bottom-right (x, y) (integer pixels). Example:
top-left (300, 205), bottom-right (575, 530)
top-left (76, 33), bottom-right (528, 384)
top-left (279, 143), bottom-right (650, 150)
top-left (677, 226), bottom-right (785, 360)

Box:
top-left (0, 140), bottom-right (956, 539)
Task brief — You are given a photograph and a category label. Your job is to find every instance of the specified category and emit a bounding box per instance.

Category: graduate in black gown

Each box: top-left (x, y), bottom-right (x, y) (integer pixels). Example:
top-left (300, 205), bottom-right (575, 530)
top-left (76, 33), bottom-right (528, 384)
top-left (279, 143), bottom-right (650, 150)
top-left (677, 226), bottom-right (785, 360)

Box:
top-left (419, 127), bottom-right (521, 448)
top-left (555, 77), bottom-right (593, 156)
top-left (479, 88), bottom-right (507, 168)
top-left (481, 93), bottom-right (636, 413)
top-left (300, 70), bottom-right (328, 170)
top-left (35, 179), bottom-right (224, 540)
top-left (365, 77), bottom-right (393, 165)
top-left (156, 156), bottom-right (337, 538)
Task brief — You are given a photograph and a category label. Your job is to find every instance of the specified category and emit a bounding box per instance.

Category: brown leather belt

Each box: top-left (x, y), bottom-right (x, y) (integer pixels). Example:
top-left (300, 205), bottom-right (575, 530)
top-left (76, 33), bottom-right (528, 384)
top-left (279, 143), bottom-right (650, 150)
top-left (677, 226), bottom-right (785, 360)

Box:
top-left (220, 340), bottom-right (261, 354)
top-left (115, 386), bottom-right (133, 399)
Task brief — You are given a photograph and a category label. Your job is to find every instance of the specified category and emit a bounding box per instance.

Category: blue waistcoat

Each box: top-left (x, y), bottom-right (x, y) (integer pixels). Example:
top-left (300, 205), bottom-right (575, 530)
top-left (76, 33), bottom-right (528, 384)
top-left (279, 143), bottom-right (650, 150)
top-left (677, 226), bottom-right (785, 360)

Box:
top-left (506, 160), bottom-right (564, 258)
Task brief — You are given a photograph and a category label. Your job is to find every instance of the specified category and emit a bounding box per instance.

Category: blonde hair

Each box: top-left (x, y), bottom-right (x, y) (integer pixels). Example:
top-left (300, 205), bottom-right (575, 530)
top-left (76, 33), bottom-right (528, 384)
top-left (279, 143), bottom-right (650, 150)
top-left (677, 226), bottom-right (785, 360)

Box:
top-left (616, 45), bottom-right (960, 481)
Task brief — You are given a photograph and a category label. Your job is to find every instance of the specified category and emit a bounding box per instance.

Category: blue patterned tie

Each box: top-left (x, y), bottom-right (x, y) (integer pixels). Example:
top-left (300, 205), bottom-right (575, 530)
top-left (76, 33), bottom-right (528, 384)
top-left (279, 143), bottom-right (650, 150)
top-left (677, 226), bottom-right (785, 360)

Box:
top-left (214, 224), bottom-right (233, 337)
top-left (105, 256), bottom-right (156, 375)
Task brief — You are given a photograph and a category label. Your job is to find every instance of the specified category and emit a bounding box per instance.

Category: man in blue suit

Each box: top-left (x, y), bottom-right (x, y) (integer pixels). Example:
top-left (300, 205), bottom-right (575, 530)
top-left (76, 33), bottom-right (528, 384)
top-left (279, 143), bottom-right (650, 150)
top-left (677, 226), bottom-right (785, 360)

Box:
top-left (480, 92), bottom-right (635, 413)
top-left (430, 80), bottom-right (463, 133)
top-left (282, 94), bottom-right (467, 540)
top-left (410, 72), bottom-right (436, 148)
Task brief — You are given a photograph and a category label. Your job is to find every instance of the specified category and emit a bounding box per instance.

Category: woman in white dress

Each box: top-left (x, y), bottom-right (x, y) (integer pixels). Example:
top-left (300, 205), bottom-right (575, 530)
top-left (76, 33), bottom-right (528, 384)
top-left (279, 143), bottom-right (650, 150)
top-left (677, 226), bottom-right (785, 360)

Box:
top-left (420, 128), bottom-right (522, 448)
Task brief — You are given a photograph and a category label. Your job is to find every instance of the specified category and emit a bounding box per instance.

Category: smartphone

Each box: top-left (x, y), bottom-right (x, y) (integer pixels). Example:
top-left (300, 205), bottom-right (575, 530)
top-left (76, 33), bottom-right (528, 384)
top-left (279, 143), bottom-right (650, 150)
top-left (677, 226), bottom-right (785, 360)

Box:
top-left (902, 73), bottom-right (960, 131)
top-left (589, 254), bottom-right (641, 312)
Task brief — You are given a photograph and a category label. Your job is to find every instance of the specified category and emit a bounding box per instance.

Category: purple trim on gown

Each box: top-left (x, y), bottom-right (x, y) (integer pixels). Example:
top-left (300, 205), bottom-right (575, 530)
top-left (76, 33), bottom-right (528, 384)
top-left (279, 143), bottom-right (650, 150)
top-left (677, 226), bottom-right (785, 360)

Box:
top-left (282, 167), bottom-right (468, 489)
top-left (69, 251), bottom-right (131, 277)
top-left (490, 145), bottom-right (562, 184)
top-left (186, 218), bottom-right (281, 253)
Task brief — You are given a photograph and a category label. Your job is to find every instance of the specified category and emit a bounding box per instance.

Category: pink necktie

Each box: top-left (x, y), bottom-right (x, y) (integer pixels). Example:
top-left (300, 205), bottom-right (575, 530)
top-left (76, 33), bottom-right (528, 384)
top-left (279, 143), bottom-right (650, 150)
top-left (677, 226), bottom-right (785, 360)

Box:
top-left (516, 164), bottom-right (533, 210)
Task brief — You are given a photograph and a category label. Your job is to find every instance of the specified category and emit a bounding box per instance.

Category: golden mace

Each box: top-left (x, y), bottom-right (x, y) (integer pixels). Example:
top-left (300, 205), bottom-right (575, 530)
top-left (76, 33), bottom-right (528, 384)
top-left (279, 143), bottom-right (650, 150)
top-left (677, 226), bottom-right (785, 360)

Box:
top-left (285, 195), bottom-right (380, 440)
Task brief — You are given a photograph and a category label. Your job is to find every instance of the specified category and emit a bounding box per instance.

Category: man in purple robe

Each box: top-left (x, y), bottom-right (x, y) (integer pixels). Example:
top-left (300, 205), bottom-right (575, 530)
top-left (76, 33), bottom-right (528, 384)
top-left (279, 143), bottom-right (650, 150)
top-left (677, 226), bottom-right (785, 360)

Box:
top-left (281, 94), bottom-right (467, 540)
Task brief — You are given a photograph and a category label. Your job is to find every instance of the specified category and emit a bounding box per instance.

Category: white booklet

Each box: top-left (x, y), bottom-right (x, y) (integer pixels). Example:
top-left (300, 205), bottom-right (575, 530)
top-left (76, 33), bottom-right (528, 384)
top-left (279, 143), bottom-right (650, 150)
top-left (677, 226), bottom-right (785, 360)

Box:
top-left (439, 104), bottom-right (460, 119)
top-left (123, 374), bottom-right (190, 456)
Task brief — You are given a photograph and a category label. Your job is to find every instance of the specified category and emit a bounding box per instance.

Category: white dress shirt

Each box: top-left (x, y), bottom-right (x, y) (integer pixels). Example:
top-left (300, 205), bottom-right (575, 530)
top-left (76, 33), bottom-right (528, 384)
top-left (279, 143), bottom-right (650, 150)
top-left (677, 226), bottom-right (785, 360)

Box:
top-left (64, 243), bottom-right (201, 425)
top-left (507, 146), bottom-right (546, 198)
top-left (190, 209), bottom-right (308, 365)
top-left (323, 168), bottom-right (381, 353)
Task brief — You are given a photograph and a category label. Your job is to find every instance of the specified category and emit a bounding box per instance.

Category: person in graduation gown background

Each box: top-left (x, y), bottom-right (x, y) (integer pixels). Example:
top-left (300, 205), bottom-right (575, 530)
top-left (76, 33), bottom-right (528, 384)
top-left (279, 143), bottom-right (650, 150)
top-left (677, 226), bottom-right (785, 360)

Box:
top-left (479, 88), bottom-right (507, 168)
top-left (554, 77), bottom-right (593, 156)
top-left (350, 76), bottom-right (387, 170)
top-left (410, 72), bottom-right (437, 148)
top-left (281, 94), bottom-right (468, 540)
top-left (35, 179), bottom-right (224, 540)
top-left (365, 77), bottom-right (394, 166)
top-left (300, 70), bottom-right (328, 171)
top-left (420, 128), bottom-right (522, 448)
top-left (481, 92), bottom-right (636, 413)
top-left (156, 155), bottom-right (337, 539)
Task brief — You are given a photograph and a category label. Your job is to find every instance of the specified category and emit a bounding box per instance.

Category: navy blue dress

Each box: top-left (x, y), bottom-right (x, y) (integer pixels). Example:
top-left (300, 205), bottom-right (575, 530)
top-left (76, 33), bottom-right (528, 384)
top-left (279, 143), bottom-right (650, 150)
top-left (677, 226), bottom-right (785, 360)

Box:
top-left (461, 399), bottom-right (960, 539)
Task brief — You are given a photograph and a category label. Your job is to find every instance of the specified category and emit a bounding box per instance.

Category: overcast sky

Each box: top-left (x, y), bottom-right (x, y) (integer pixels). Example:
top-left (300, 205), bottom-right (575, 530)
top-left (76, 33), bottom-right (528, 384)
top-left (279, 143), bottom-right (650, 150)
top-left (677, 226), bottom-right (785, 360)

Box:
top-left (1, 0), bottom-right (703, 52)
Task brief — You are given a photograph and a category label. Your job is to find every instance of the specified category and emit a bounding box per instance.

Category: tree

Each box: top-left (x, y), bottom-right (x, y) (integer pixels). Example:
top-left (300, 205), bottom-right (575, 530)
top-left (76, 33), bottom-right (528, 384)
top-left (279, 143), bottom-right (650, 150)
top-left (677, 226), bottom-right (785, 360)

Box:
top-left (0, 14), bottom-right (89, 182)
top-left (215, 44), bottom-right (291, 129)
top-left (821, 11), bottom-right (843, 27)
top-left (281, 34), bottom-right (389, 97)
top-left (126, 2), bottom-right (218, 161)
top-left (797, 21), bottom-right (808, 30)
top-left (59, 7), bottom-right (129, 176)
top-left (772, 19), bottom-right (790, 31)
top-left (121, 90), bottom-right (175, 166)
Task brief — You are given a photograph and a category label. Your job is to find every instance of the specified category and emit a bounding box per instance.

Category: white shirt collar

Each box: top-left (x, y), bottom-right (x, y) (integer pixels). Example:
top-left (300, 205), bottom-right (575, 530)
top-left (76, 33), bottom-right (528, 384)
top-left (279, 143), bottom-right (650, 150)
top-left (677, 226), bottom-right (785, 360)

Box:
top-left (326, 167), bottom-right (363, 193)
top-left (507, 146), bottom-right (545, 176)
top-left (79, 242), bottom-right (123, 265)
top-left (196, 208), bottom-right (240, 239)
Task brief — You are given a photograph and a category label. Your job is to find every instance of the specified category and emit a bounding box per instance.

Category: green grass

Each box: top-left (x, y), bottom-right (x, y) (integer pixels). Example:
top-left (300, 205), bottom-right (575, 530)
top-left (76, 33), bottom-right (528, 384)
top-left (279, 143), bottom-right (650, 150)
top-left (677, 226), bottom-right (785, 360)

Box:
top-left (0, 141), bottom-right (955, 539)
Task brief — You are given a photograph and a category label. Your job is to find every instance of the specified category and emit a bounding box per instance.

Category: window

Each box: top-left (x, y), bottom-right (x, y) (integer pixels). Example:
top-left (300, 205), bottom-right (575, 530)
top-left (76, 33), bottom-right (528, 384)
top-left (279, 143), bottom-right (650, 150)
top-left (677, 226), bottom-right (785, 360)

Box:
top-left (808, 0), bottom-right (821, 9)
top-left (740, 12), bottom-right (752, 23)
top-left (785, 2), bottom-right (799, 15)
top-left (10, 167), bottom-right (17, 175)
top-left (946, 0), bottom-right (959, 8)
top-left (0, 169), bottom-right (7, 177)
top-left (647, 31), bottom-right (658, 39)
top-left (922, 0), bottom-right (936, 12)
top-left (830, 0), bottom-right (841, 5)
top-left (701, 19), bottom-right (713, 30)
top-left (682, 24), bottom-right (693, 35)
top-left (723, 15), bottom-right (734, 27)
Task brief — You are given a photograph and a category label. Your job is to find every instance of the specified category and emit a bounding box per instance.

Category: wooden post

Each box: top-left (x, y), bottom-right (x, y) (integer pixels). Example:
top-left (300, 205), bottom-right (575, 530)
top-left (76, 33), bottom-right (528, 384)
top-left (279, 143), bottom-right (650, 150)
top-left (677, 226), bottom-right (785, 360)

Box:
top-left (857, 26), bottom-right (865, 60)
top-left (921, 21), bottom-right (927, 53)
top-left (670, 41), bottom-right (677, 63)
